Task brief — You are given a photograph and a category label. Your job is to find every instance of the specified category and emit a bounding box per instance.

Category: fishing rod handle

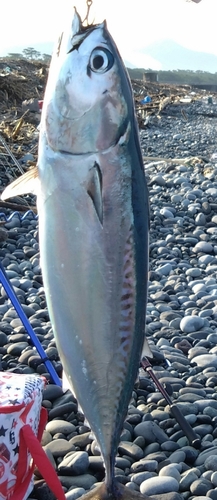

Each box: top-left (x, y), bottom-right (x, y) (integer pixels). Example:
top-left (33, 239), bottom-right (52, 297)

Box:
top-left (170, 404), bottom-right (201, 449)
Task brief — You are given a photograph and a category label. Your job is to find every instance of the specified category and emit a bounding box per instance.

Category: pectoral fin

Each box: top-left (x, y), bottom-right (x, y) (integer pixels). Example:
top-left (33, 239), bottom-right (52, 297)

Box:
top-left (1, 165), bottom-right (39, 200)
top-left (87, 162), bottom-right (103, 225)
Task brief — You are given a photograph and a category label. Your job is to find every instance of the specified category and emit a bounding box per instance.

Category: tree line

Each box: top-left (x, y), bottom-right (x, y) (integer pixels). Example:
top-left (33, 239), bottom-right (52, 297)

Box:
top-left (4, 49), bottom-right (217, 86)
top-left (5, 47), bottom-right (51, 64)
top-left (127, 68), bottom-right (217, 85)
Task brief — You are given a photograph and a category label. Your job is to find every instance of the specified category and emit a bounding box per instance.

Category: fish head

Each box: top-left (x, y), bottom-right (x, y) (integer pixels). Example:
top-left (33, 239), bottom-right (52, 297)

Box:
top-left (41, 8), bottom-right (131, 155)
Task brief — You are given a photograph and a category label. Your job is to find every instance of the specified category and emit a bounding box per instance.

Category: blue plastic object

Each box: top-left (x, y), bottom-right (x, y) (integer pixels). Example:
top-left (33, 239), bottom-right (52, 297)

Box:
top-left (0, 209), bottom-right (61, 386)
top-left (140, 96), bottom-right (152, 104)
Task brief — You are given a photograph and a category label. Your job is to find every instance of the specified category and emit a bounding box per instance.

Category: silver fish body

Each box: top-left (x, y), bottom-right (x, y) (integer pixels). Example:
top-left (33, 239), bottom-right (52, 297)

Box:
top-left (2, 9), bottom-right (150, 498)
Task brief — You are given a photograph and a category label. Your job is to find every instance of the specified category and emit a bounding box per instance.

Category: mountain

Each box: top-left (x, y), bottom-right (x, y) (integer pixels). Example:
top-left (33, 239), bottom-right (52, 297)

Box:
top-left (1, 39), bottom-right (217, 74)
top-left (143, 39), bottom-right (217, 73)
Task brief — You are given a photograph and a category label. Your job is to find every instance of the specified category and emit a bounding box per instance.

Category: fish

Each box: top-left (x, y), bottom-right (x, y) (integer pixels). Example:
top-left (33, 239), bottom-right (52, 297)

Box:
top-left (1, 7), bottom-right (152, 500)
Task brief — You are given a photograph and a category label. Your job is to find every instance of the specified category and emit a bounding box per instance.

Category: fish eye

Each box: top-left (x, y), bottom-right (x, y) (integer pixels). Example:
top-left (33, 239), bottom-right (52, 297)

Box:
top-left (89, 47), bottom-right (114, 73)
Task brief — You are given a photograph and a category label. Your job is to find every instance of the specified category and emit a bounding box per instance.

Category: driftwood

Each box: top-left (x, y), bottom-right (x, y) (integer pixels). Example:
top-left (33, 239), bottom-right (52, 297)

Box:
top-left (0, 200), bottom-right (37, 213)
top-left (143, 155), bottom-right (207, 164)
top-left (0, 57), bottom-right (215, 189)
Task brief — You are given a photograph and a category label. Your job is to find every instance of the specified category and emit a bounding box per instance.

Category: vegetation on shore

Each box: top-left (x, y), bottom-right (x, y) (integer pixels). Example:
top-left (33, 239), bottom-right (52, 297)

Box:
top-left (2, 48), bottom-right (217, 85)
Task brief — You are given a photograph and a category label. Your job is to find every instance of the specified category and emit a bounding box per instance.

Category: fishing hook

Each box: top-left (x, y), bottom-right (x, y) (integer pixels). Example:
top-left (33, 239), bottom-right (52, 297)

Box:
top-left (83, 0), bottom-right (93, 25)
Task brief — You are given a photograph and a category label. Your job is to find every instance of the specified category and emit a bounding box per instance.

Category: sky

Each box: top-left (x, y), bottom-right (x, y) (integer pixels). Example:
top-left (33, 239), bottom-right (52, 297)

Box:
top-left (1, 0), bottom-right (217, 68)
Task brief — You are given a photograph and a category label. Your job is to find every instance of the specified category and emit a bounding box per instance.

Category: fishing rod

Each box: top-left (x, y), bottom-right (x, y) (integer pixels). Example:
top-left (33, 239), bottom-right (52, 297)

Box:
top-left (0, 210), bottom-right (38, 222)
top-left (141, 357), bottom-right (201, 449)
top-left (0, 261), bottom-right (61, 386)
top-left (0, 210), bottom-right (61, 386)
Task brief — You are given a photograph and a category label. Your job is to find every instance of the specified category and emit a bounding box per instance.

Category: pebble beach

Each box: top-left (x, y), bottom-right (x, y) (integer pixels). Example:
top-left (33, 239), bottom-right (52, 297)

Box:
top-left (1, 96), bottom-right (217, 500)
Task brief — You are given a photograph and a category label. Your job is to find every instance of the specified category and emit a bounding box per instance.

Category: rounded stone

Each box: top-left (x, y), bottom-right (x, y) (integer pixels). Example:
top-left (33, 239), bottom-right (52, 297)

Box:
top-left (159, 464), bottom-right (181, 482)
top-left (58, 474), bottom-right (96, 490)
top-left (180, 315), bottom-right (205, 333)
top-left (205, 456), bottom-right (217, 472)
top-left (211, 472), bottom-right (217, 487)
top-left (58, 451), bottom-right (89, 475)
top-left (130, 459), bottom-right (158, 473)
top-left (191, 354), bottom-right (217, 369)
top-left (190, 478), bottom-right (212, 496)
top-left (179, 471), bottom-right (199, 492)
top-left (65, 488), bottom-right (86, 500)
top-left (118, 441), bottom-right (143, 460)
top-left (155, 263), bottom-right (172, 276)
top-left (195, 447), bottom-right (217, 466)
top-left (131, 471), bottom-right (156, 485)
top-left (193, 241), bottom-right (213, 254)
top-left (134, 421), bottom-right (168, 444)
top-left (46, 420), bottom-right (76, 436)
top-left (140, 476), bottom-right (179, 495)
top-left (44, 439), bottom-right (74, 457)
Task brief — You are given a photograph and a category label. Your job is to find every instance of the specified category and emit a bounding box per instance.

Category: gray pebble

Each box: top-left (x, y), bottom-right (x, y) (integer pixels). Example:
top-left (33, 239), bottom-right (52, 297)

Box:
top-left (130, 459), bottom-right (158, 473)
top-left (192, 354), bottom-right (217, 368)
top-left (140, 476), bottom-right (179, 495)
top-left (179, 471), bottom-right (200, 492)
top-left (180, 315), bottom-right (205, 333)
top-left (58, 451), bottom-right (89, 475)
top-left (41, 431), bottom-right (53, 446)
top-left (7, 342), bottom-right (29, 356)
top-left (43, 385), bottom-right (64, 401)
top-left (44, 439), bottom-right (74, 457)
top-left (205, 456), bottom-right (217, 472)
top-left (134, 421), bottom-right (168, 444)
top-left (155, 263), bottom-right (172, 276)
top-left (46, 420), bottom-right (76, 436)
top-left (168, 450), bottom-right (186, 463)
top-left (58, 474), bottom-right (96, 490)
top-left (195, 447), bottom-right (217, 466)
top-left (118, 441), bottom-right (143, 460)
top-left (159, 464), bottom-right (181, 482)
top-left (211, 472), bottom-right (217, 487)
top-left (186, 268), bottom-right (202, 277)
top-left (69, 432), bottom-right (92, 448)
top-left (65, 488), bottom-right (86, 500)
top-left (130, 471), bottom-right (156, 485)
top-left (190, 478), bottom-right (212, 496)
top-left (193, 241), bottom-right (213, 254)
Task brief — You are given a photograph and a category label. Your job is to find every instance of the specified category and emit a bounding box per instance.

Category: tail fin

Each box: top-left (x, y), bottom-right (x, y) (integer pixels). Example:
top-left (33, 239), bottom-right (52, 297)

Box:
top-left (79, 482), bottom-right (150, 500)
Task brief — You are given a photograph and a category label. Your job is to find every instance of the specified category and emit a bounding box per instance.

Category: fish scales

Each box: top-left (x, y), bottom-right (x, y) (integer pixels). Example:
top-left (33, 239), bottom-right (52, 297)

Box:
top-left (1, 8), bottom-right (151, 500)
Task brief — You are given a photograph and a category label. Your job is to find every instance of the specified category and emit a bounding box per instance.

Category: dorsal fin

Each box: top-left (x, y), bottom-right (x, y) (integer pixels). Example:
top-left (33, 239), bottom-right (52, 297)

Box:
top-left (1, 165), bottom-right (39, 201)
top-left (87, 162), bottom-right (103, 225)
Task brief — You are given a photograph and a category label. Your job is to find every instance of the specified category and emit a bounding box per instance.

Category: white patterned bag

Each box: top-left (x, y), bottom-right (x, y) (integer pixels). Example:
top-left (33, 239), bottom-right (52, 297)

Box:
top-left (0, 372), bottom-right (65, 500)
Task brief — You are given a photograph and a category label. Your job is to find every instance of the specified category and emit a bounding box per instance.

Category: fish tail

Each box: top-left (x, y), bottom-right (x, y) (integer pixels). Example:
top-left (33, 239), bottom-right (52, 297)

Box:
top-left (79, 482), bottom-right (151, 500)
top-left (104, 455), bottom-right (116, 495)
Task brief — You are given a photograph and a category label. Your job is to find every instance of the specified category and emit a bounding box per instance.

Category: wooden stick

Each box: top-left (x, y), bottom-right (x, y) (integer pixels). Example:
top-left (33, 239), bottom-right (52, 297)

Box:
top-left (0, 200), bottom-right (37, 213)
top-left (143, 155), bottom-right (205, 164)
